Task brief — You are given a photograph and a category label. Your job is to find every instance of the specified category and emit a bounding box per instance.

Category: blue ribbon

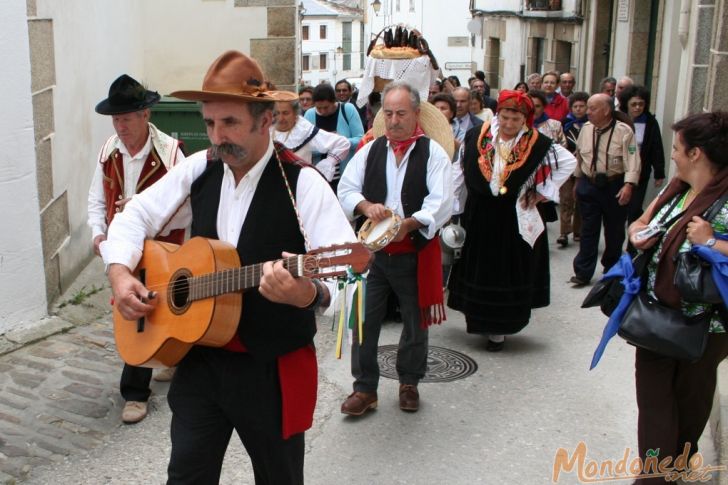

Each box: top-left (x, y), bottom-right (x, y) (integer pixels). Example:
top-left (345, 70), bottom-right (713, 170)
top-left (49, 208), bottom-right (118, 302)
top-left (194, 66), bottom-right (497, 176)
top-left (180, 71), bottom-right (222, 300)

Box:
top-left (691, 233), bottom-right (728, 305)
top-left (590, 253), bottom-right (643, 369)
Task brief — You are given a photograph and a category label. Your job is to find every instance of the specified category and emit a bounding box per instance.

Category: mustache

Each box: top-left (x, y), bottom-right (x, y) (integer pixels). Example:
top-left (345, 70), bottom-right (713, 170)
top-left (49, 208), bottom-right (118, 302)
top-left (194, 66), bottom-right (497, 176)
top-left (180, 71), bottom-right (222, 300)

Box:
top-left (209, 143), bottom-right (247, 159)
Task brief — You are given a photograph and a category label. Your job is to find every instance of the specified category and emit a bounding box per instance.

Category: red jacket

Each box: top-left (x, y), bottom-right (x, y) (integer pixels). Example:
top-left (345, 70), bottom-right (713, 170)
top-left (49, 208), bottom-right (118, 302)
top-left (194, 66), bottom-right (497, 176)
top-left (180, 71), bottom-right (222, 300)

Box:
top-left (545, 93), bottom-right (570, 123)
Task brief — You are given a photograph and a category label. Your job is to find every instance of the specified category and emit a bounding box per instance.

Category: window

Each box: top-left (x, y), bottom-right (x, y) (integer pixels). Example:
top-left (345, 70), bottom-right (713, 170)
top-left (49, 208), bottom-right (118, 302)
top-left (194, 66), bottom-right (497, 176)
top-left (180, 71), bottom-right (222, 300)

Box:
top-left (342, 22), bottom-right (352, 71)
top-left (319, 53), bottom-right (327, 70)
top-left (409, 0), bottom-right (415, 12)
top-left (320, 25), bottom-right (327, 39)
top-left (487, 38), bottom-right (501, 88)
top-left (302, 55), bottom-right (310, 71)
top-left (396, 0), bottom-right (400, 12)
top-left (529, 37), bottom-right (545, 74)
top-left (302, 25), bottom-right (309, 40)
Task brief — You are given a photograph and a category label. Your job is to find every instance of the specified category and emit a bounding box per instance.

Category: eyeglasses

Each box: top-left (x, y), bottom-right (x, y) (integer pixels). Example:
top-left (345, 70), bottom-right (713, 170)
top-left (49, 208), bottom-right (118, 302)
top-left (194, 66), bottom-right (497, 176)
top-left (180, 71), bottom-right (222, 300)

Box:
top-left (335, 89), bottom-right (349, 93)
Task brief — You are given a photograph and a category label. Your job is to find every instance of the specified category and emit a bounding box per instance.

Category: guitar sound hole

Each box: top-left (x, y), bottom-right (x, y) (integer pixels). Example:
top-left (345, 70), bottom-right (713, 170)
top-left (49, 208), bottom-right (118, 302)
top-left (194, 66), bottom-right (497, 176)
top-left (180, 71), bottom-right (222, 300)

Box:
top-left (170, 275), bottom-right (190, 311)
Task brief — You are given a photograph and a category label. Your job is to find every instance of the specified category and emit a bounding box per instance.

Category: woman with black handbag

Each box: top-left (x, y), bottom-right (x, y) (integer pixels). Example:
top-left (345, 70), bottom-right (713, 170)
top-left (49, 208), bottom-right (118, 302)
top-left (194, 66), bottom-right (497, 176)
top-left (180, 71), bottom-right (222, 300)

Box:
top-left (627, 111), bottom-right (728, 482)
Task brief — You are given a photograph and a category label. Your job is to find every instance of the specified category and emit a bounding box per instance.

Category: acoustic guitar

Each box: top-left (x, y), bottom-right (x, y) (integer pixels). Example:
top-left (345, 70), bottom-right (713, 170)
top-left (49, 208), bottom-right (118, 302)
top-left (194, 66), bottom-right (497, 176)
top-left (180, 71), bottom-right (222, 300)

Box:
top-left (113, 237), bottom-right (373, 368)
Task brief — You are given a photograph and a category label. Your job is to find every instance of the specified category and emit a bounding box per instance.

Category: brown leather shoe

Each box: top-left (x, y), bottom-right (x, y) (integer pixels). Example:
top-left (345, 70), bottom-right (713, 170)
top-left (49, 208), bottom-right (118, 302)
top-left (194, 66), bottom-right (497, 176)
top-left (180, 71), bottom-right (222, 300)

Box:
top-left (341, 391), bottom-right (378, 416)
top-left (399, 384), bottom-right (419, 412)
top-left (122, 401), bottom-right (148, 424)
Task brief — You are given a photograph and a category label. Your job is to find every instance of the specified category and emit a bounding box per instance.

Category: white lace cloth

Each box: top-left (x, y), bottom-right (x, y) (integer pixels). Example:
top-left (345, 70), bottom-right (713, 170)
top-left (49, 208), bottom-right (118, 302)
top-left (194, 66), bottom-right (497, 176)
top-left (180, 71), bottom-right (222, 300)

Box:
top-left (357, 56), bottom-right (438, 108)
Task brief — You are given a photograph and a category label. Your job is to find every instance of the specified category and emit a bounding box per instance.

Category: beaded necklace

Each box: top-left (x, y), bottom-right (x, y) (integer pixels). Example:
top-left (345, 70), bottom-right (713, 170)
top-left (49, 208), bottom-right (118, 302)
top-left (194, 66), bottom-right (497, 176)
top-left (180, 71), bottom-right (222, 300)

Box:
top-left (477, 121), bottom-right (539, 195)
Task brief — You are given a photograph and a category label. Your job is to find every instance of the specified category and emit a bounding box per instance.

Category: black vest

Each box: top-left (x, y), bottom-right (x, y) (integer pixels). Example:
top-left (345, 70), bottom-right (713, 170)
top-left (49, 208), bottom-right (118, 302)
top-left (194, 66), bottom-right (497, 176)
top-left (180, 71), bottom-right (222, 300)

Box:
top-left (361, 136), bottom-right (431, 248)
top-left (190, 156), bottom-right (316, 361)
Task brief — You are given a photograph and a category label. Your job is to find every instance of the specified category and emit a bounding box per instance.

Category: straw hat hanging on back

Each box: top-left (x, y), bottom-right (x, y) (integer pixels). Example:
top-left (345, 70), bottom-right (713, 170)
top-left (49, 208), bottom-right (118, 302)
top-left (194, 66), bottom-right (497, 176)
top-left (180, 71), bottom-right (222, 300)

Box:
top-left (371, 100), bottom-right (455, 160)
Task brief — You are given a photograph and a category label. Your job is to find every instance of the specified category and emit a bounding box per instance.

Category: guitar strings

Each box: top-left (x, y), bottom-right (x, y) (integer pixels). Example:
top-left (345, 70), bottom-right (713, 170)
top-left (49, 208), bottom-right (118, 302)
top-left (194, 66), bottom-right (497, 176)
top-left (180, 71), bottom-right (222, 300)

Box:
top-left (125, 257), bottom-right (305, 296)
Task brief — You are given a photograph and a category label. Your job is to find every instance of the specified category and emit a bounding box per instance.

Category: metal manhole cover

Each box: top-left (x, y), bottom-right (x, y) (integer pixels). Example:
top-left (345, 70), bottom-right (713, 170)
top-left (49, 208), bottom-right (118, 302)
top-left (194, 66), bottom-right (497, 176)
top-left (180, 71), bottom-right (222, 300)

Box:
top-left (377, 345), bottom-right (478, 383)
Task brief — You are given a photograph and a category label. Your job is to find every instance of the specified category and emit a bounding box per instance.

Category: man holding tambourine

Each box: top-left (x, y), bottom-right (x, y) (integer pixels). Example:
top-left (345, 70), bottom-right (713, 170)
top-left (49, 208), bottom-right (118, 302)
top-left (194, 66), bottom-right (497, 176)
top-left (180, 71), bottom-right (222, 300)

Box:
top-left (337, 80), bottom-right (453, 416)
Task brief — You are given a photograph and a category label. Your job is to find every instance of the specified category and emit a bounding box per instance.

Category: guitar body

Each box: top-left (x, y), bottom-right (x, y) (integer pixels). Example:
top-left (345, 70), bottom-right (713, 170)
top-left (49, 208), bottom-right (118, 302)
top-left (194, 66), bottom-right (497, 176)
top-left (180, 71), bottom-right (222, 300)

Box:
top-left (114, 237), bottom-right (241, 368)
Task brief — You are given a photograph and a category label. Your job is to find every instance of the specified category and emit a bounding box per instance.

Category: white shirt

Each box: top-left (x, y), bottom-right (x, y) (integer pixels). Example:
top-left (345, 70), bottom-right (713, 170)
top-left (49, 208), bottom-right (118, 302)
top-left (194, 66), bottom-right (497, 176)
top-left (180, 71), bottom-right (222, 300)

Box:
top-left (634, 121), bottom-right (646, 149)
top-left (337, 137), bottom-right (453, 240)
top-left (457, 114), bottom-right (473, 134)
top-left (273, 116), bottom-right (350, 182)
top-left (452, 117), bottom-right (576, 214)
top-left (101, 139), bottom-right (356, 293)
top-left (87, 134), bottom-right (185, 240)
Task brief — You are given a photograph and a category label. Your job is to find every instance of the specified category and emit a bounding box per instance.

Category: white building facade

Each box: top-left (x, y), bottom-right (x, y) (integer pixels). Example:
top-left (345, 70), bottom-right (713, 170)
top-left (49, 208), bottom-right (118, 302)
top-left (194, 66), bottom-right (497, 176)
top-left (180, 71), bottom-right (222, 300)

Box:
top-left (300, 0), bottom-right (366, 86)
top-left (0, 0), bottom-right (297, 334)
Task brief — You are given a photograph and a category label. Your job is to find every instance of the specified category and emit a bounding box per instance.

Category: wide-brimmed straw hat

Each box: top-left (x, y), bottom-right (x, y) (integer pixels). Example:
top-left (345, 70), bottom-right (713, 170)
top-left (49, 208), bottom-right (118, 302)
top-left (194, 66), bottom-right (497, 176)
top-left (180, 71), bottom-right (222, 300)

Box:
top-left (171, 50), bottom-right (297, 103)
top-left (372, 100), bottom-right (455, 159)
top-left (95, 74), bottom-right (161, 115)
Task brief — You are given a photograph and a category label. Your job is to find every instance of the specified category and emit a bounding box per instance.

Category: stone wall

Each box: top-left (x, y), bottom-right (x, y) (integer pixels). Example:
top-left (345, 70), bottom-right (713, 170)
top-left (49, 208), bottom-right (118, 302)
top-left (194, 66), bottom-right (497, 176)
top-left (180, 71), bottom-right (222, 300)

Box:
top-left (250, 0), bottom-right (297, 92)
top-left (704, 0), bottom-right (728, 111)
top-left (28, 11), bottom-right (66, 305)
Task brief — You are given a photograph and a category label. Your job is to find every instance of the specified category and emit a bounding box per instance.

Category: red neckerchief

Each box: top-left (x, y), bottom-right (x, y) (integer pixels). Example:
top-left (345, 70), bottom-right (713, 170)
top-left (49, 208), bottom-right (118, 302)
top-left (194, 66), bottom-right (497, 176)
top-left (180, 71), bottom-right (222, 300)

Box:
top-left (387, 124), bottom-right (425, 158)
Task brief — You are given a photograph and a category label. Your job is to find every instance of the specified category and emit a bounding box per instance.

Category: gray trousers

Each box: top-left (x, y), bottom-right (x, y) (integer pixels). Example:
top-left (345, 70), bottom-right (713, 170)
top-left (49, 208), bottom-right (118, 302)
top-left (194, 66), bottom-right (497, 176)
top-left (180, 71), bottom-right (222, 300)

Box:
top-left (351, 251), bottom-right (428, 392)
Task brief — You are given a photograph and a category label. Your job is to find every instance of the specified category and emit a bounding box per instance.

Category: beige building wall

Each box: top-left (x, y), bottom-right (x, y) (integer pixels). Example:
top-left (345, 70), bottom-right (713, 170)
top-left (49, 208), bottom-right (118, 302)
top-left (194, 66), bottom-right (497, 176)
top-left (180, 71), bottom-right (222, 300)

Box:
top-left (0, 0), bottom-right (298, 333)
top-left (35, 0), bottom-right (147, 295)
top-left (0, 0), bottom-right (48, 332)
top-left (142, 0), bottom-right (269, 94)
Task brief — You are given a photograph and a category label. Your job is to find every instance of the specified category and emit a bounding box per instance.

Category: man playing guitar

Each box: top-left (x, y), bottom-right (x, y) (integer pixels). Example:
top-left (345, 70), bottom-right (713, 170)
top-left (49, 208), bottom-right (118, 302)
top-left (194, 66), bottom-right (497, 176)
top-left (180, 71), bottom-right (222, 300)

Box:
top-left (102, 51), bottom-right (356, 484)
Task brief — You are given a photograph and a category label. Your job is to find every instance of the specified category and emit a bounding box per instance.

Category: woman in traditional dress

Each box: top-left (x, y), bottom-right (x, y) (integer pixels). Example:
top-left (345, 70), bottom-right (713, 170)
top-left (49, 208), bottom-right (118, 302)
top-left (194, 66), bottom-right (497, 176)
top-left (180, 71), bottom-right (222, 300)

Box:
top-left (448, 90), bottom-right (576, 351)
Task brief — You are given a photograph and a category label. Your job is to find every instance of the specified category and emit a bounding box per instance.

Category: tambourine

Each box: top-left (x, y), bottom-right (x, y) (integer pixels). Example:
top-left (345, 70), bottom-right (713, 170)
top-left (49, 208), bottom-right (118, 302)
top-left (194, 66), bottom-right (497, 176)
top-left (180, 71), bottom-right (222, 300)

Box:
top-left (357, 209), bottom-right (402, 252)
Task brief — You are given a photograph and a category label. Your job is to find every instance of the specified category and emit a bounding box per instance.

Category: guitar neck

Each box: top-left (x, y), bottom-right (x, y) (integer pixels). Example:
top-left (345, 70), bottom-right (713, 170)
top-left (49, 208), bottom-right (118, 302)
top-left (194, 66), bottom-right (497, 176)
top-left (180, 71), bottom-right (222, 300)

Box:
top-left (188, 256), bottom-right (303, 301)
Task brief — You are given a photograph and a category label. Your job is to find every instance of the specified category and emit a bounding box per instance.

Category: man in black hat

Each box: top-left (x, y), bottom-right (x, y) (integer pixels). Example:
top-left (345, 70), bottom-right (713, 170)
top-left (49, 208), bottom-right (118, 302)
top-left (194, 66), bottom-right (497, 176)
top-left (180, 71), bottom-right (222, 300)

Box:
top-left (87, 74), bottom-right (186, 424)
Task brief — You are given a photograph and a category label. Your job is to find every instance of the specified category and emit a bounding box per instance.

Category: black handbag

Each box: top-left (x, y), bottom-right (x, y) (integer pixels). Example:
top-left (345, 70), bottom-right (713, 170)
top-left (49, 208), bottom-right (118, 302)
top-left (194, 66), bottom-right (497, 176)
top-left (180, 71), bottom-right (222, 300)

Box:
top-left (617, 292), bottom-right (712, 361)
top-left (674, 252), bottom-right (722, 304)
top-left (581, 251), bottom-right (651, 316)
top-left (673, 192), bottom-right (728, 304)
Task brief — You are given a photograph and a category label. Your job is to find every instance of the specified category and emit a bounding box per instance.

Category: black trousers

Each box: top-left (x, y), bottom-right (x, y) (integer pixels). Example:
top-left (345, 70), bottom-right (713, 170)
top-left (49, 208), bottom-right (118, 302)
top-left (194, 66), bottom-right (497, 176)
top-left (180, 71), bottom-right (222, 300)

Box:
top-left (351, 252), bottom-right (428, 392)
top-left (167, 347), bottom-right (304, 485)
top-left (573, 177), bottom-right (628, 280)
top-left (120, 364), bottom-right (152, 402)
top-left (634, 333), bottom-right (728, 483)
top-left (627, 178), bottom-right (650, 226)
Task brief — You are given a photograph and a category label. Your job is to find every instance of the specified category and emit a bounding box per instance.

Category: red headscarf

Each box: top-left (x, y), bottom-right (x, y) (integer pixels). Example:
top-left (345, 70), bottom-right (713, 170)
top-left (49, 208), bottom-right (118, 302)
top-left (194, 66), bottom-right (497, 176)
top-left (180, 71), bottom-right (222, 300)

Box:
top-left (497, 89), bottom-right (535, 128)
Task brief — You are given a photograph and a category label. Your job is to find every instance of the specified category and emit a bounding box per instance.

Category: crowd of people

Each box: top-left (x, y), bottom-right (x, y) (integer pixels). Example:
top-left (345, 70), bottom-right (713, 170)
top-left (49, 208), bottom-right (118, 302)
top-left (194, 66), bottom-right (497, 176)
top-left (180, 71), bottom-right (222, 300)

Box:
top-left (91, 49), bottom-right (728, 484)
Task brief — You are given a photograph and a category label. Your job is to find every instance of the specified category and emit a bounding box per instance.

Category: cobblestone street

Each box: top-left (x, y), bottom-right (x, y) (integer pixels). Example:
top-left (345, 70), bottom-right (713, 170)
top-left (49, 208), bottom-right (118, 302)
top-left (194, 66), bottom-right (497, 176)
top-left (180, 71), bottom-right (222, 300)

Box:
top-left (0, 231), bottom-right (725, 484)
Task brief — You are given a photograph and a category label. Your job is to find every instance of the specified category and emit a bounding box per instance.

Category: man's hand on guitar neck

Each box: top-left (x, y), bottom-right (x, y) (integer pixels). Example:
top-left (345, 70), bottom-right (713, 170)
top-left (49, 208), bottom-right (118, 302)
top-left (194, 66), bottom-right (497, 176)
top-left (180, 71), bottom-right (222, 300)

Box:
top-left (108, 264), bottom-right (157, 320)
top-left (259, 252), bottom-right (329, 308)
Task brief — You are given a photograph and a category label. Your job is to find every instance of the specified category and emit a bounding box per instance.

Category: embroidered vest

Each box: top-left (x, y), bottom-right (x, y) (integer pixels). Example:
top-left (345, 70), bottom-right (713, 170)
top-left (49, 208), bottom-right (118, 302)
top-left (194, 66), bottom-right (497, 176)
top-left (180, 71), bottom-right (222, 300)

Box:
top-left (101, 147), bottom-right (184, 244)
top-left (362, 135), bottom-right (431, 248)
top-left (189, 155), bottom-right (316, 361)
